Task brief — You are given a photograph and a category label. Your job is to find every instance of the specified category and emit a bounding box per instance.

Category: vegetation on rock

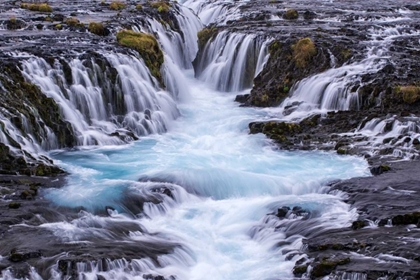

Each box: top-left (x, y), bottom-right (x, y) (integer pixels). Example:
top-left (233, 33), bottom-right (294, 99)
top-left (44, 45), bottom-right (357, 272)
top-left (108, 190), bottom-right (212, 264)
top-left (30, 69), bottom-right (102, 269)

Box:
top-left (65, 17), bottom-right (80, 27)
top-left (88, 22), bottom-right (106, 36)
top-left (150, 1), bottom-right (171, 13)
top-left (397, 85), bottom-right (420, 104)
top-left (116, 30), bottom-right (164, 85)
top-left (110, 1), bottom-right (126, 10)
top-left (311, 258), bottom-right (351, 278)
top-left (292, 37), bottom-right (316, 68)
top-left (136, 4), bottom-right (143, 10)
top-left (197, 27), bottom-right (218, 49)
top-left (20, 3), bottom-right (52, 13)
top-left (283, 9), bottom-right (299, 20)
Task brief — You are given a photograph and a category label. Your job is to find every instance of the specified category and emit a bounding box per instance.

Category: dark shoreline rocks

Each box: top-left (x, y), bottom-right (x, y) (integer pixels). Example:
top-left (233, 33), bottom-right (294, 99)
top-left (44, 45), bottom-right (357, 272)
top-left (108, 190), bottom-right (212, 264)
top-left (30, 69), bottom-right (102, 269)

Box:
top-left (291, 160), bottom-right (420, 279)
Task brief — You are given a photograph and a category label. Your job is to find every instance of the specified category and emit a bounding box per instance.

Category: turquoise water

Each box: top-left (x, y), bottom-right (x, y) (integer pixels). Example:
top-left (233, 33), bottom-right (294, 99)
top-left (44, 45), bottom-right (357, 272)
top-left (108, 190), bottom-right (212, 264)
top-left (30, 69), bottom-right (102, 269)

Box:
top-left (45, 74), bottom-right (369, 279)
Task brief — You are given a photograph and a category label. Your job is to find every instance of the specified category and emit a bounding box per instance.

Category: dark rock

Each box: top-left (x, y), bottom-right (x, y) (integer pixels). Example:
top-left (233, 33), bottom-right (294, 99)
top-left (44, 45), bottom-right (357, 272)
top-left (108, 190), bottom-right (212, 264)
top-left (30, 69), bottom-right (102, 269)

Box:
top-left (351, 220), bottom-right (368, 230)
top-left (293, 264), bottom-right (307, 276)
top-left (276, 206), bottom-right (290, 218)
top-left (8, 202), bottom-right (21, 209)
top-left (311, 258), bottom-right (350, 278)
top-left (370, 164), bottom-right (391, 175)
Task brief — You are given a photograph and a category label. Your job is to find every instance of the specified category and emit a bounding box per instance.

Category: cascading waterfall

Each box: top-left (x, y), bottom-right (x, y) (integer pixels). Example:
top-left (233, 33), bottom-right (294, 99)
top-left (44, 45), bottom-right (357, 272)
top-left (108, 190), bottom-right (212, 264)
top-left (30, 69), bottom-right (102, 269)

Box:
top-left (194, 30), bottom-right (269, 92)
top-left (0, 1), bottom-right (376, 280)
top-left (20, 52), bottom-right (179, 146)
top-left (130, 5), bottom-right (203, 98)
top-left (180, 0), bottom-right (242, 25)
top-left (275, 25), bottom-right (419, 120)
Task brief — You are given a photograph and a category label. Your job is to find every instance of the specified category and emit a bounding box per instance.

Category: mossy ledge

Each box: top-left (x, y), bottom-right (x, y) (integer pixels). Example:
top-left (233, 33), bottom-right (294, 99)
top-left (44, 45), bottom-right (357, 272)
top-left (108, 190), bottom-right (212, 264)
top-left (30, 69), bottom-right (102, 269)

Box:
top-left (20, 3), bottom-right (52, 13)
top-left (197, 27), bottom-right (218, 49)
top-left (116, 29), bottom-right (164, 86)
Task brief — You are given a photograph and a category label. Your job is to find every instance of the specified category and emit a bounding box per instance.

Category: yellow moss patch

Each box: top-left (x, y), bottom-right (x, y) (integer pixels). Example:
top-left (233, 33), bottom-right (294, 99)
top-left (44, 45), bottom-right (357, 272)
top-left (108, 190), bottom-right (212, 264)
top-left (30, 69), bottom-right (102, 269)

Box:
top-left (292, 37), bottom-right (316, 68)
top-left (136, 4), bottom-right (143, 10)
top-left (150, 1), bottom-right (171, 13)
top-left (88, 22), bottom-right (106, 36)
top-left (399, 85), bottom-right (420, 104)
top-left (21, 3), bottom-right (53, 13)
top-left (116, 30), bottom-right (164, 85)
top-left (110, 1), bottom-right (126, 10)
top-left (283, 9), bottom-right (298, 20)
top-left (65, 17), bottom-right (79, 26)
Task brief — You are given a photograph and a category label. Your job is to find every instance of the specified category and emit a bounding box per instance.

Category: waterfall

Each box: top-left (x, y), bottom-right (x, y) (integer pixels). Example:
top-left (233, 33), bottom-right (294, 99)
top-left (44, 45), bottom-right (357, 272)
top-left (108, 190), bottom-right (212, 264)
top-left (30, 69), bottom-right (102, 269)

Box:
top-left (130, 5), bottom-right (203, 99)
top-left (20, 52), bottom-right (179, 146)
top-left (180, 0), bottom-right (242, 25)
top-left (194, 31), bottom-right (270, 92)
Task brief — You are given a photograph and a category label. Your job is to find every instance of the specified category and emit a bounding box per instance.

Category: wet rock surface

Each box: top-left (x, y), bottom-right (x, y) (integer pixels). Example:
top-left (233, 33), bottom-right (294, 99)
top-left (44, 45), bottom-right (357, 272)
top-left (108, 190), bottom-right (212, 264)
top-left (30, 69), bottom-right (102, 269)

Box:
top-left (291, 160), bottom-right (420, 279)
top-left (0, 174), bottom-right (179, 278)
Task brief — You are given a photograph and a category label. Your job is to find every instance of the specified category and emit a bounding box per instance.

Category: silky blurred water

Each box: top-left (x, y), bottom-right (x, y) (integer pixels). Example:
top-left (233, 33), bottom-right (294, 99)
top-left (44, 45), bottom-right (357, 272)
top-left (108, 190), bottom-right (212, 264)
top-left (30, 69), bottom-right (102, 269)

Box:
top-left (46, 73), bottom-right (369, 279)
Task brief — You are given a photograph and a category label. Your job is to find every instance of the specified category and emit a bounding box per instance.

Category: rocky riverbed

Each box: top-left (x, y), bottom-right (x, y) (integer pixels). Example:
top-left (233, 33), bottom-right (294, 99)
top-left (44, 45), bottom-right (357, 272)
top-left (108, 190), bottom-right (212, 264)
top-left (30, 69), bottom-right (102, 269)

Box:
top-left (1, 0), bottom-right (420, 279)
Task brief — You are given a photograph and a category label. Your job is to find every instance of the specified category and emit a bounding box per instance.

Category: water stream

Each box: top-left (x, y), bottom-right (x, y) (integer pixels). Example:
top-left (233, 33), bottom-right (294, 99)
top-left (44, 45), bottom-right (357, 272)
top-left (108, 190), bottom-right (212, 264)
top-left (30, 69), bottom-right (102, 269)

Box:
top-left (43, 71), bottom-right (369, 279)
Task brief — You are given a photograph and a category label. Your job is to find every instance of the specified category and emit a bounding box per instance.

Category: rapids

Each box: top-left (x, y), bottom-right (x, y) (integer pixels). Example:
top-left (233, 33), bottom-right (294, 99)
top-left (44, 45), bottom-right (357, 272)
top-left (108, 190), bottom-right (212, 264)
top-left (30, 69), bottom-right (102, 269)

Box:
top-left (43, 72), bottom-right (369, 279)
top-left (0, 0), bottom-right (378, 279)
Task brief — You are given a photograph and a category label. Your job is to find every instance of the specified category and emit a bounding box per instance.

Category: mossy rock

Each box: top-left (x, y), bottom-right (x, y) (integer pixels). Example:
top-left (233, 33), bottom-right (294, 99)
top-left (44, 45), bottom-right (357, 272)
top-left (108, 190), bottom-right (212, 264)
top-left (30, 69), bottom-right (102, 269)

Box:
top-left (116, 30), bottom-right (164, 86)
top-left (88, 22), bottom-right (109, 36)
top-left (392, 212), bottom-right (420, 226)
top-left (283, 9), bottom-right (299, 20)
top-left (293, 265), bottom-right (307, 276)
top-left (150, 1), bottom-right (171, 13)
top-left (8, 202), bottom-right (21, 209)
top-left (197, 27), bottom-right (218, 49)
top-left (21, 3), bottom-right (53, 13)
top-left (397, 85), bottom-right (420, 104)
top-left (65, 17), bottom-right (80, 27)
top-left (292, 37), bottom-right (316, 68)
top-left (311, 258), bottom-right (351, 278)
top-left (110, 1), bottom-right (126, 10)
top-left (352, 220), bottom-right (368, 230)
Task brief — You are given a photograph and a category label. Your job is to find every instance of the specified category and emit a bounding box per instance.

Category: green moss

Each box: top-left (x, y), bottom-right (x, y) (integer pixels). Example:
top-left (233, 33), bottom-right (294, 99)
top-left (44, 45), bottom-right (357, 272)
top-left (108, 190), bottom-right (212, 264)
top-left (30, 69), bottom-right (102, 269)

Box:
top-left (136, 4), bottom-right (143, 10)
top-left (352, 220), bottom-right (367, 230)
top-left (116, 30), bottom-right (164, 85)
top-left (110, 1), bottom-right (126, 10)
top-left (341, 48), bottom-right (352, 60)
top-left (8, 202), bottom-right (21, 209)
top-left (268, 41), bottom-right (281, 55)
top-left (261, 121), bottom-right (302, 143)
top-left (293, 265), bottom-right (307, 276)
top-left (21, 3), bottom-right (53, 13)
top-left (337, 148), bottom-right (347, 155)
top-left (311, 258), bottom-right (351, 278)
top-left (398, 85), bottom-right (420, 104)
top-left (283, 9), bottom-right (298, 20)
top-left (65, 17), bottom-right (79, 26)
top-left (55, 24), bottom-right (62, 30)
top-left (150, 1), bottom-right (171, 13)
top-left (292, 37), bottom-right (316, 68)
top-left (88, 22), bottom-right (106, 36)
top-left (197, 27), bottom-right (218, 49)
top-left (392, 212), bottom-right (420, 226)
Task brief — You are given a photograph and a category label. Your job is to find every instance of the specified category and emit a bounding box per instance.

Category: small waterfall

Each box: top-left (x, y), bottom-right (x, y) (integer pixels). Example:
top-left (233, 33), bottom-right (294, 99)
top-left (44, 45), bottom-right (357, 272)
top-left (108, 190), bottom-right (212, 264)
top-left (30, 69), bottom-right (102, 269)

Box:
top-left (180, 0), bottom-right (241, 25)
top-left (278, 56), bottom-right (387, 118)
top-left (356, 115), bottom-right (420, 159)
top-left (131, 5), bottom-right (203, 98)
top-left (21, 52), bottom-right (179, 146)
top-left (194, 31), bottom-right (269, 92)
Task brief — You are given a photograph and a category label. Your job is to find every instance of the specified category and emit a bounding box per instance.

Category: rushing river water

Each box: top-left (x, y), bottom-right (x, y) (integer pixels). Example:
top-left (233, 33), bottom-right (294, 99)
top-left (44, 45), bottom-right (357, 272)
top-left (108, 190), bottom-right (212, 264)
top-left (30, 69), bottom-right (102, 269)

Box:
top-left (43, 71), bottom-right (369, 279)
top-left (0, 0), bottom-right (385, 278)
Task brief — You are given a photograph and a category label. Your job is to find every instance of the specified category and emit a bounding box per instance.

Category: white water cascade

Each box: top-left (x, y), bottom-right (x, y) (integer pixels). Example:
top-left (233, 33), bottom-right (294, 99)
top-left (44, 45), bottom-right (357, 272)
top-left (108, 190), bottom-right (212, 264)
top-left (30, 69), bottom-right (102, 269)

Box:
top-left (194, 30), bottom-right (269, 92)
top-left (20, 52), bottom-right (179, 146)
top-left (0, 2), bottom-right (374, 280)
